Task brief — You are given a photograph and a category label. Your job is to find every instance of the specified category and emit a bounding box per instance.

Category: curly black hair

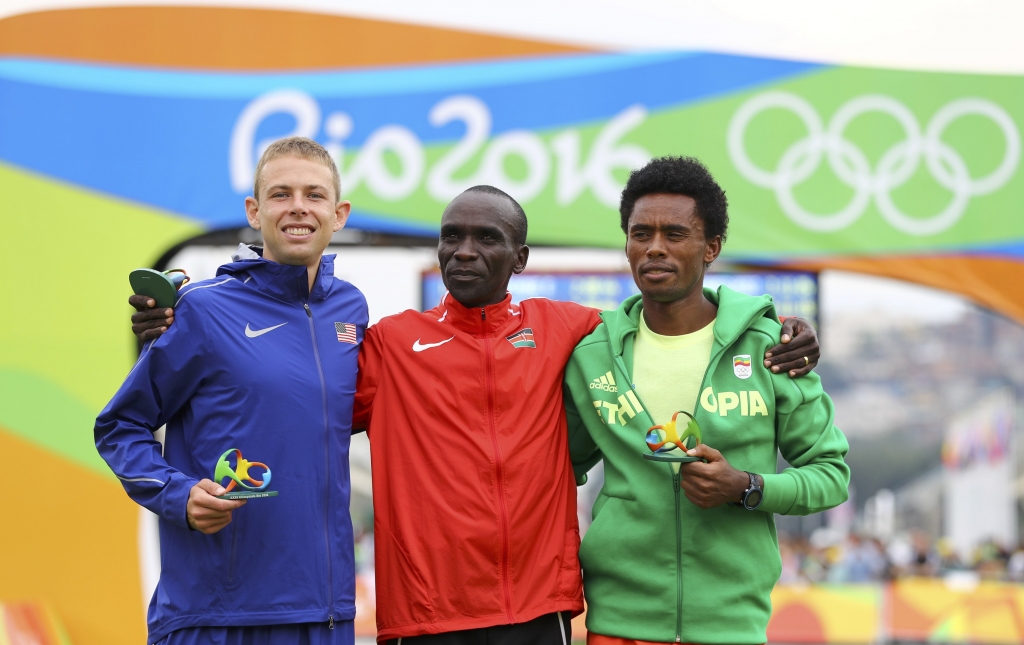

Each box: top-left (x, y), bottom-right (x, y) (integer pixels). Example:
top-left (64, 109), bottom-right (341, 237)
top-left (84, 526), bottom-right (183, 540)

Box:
top-left (619, 156), bottom-right (728, 242)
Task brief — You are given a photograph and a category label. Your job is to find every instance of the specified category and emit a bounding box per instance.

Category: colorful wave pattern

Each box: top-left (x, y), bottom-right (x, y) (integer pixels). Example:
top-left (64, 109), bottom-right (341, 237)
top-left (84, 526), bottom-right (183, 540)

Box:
top-left (0, 51), bottom-right (820, 239)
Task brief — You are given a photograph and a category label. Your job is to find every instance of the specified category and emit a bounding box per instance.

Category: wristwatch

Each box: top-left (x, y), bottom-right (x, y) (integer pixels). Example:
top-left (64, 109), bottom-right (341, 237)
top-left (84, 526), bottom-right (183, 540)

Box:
top-left (741, 472), bottom-right (763, 510)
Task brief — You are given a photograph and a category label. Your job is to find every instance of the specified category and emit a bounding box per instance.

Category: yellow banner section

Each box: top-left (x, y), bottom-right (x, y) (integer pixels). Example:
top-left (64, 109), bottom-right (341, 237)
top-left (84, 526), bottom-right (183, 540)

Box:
top-left (764, 579), bottom-right (1024, 644)
top-left (351, 577), bottom-right (1024, 642)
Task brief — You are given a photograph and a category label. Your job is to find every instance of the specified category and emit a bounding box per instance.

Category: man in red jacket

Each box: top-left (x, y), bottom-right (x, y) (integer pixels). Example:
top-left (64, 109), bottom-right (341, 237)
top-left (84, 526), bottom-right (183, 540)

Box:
top-left (131, 184), bottom-right (820, 645)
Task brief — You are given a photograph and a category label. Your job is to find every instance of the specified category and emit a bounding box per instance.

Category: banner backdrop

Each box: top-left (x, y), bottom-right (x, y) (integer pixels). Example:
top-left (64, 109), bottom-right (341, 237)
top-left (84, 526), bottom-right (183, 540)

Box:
top-left (1, 6), bottom-right (1022, 644)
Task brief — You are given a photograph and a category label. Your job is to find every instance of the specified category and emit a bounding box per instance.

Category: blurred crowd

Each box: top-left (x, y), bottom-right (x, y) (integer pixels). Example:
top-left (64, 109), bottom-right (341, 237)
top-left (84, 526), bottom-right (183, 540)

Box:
top-left (779, 532), bottom-right (1024, 583)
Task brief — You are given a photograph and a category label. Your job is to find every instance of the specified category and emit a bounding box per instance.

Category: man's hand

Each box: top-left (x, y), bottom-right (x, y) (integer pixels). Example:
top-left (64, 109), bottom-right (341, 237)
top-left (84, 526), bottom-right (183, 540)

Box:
top-left (186, 479), bottom-right (246, 534)
top-left (677, 444), bottom-right (749, 509)
top-left (764, 316), bottom-right (819, 377)
top-left (130, 294), bottom-right (174, 342)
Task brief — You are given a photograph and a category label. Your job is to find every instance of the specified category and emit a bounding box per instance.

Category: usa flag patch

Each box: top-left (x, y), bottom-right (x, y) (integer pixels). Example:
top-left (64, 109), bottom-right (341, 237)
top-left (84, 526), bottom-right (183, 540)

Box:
top-left (335, 323), bottom-right (358, 344)
top-left (506, 328), bottom-right (536, 349)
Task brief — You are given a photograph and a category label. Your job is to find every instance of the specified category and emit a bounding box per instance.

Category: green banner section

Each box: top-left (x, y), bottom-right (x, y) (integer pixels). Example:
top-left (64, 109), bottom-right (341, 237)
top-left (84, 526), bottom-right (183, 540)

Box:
top-left (341, 67), bottom-right (1023, 255)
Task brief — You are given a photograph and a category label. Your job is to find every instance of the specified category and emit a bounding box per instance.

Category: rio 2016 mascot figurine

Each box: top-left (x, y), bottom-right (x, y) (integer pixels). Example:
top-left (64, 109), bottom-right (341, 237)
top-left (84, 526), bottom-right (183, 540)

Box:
top-left (644, 411), bottom-right (702, 463)
top-left (214, 448), bottom-right (278, 499)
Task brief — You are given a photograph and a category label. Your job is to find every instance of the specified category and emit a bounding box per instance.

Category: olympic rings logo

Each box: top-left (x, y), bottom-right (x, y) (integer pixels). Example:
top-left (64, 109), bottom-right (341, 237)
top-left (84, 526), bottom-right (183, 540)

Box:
top-left (727, 92), bottom-right (1021, 235)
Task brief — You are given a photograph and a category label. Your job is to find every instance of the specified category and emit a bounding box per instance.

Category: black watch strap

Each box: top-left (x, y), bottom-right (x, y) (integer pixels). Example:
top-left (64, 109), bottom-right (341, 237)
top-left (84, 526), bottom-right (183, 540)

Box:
top-left (741, 472), bottom-right (764, 510)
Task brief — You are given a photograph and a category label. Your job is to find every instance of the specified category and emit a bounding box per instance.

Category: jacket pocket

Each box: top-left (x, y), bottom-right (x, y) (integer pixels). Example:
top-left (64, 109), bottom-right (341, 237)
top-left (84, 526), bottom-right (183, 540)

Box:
top-left (558, 525), bottom-right (582, 599)
top-left (376, 525), bottom-right (435, 629)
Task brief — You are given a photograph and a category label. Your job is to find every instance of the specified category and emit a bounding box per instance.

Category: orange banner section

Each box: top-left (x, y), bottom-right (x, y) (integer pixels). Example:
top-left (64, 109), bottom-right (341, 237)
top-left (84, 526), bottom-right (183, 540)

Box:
top-left (768, 584), bottom-right (881, 643)
top-left (0, 601), bottom-right (70, 645)
top-left (764, 579), bottom-right (1024, 644)
top-left (360, 580), bottom-right (1024, 642)
top-left (0, 428), bottom-right (146, 645)
top-left (780, 255), bottom-right (1024, 326)
top-left (891, 578), bottom-right (1024, 644)
top-left (0, 7), bottom-right (588, 71)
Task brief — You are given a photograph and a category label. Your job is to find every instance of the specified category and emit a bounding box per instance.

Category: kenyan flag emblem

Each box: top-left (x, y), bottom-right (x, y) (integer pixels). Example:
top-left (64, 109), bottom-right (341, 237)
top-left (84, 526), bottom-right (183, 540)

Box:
top-left (506, 328), bottom-right (536, 349)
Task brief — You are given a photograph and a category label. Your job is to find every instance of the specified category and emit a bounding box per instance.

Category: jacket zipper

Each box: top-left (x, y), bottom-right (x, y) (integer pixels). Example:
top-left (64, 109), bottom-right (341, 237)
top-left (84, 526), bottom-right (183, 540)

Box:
top-left (610, 309), bottom-right (766, 643)
top-left (673, 471), bottom-right (683, 643)
top-left (482, 306), bottom-right (514, 623)
top-left (305, 302), bottom-right (335, 629)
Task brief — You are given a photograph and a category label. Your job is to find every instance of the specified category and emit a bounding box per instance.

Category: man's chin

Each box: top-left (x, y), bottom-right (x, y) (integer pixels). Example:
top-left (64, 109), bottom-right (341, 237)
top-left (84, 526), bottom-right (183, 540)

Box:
top-left (446, 284), bottom-right (491, 308)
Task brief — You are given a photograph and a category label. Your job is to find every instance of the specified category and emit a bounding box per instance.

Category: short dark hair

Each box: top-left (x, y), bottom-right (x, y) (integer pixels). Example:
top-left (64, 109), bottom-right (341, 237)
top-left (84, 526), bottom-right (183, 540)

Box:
top-left (619, 156), bottom-right (728, 243)
top-left (463, 185), bottom-right (528, 246)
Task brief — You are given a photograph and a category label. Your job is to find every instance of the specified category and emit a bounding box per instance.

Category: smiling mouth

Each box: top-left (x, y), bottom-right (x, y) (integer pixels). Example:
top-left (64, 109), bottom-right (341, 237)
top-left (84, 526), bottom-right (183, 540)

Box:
top-left (283, 226), bottom-right (314, 236)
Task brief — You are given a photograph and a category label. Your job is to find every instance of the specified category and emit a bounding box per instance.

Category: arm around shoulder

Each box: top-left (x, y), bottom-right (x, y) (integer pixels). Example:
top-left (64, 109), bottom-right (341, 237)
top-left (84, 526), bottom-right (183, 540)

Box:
top-left (758, 370), bottom-right (850, 516)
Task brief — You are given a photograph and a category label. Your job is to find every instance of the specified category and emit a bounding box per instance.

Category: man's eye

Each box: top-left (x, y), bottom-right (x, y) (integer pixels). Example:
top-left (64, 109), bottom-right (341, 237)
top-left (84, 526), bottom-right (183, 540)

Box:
top-left (309, 193), bottom-right (324, 199)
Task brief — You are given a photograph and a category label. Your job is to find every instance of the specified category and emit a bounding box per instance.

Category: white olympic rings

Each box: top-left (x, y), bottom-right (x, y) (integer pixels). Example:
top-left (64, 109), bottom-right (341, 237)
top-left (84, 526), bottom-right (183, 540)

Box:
top-left (727, 92), bottom-right (1021, 235)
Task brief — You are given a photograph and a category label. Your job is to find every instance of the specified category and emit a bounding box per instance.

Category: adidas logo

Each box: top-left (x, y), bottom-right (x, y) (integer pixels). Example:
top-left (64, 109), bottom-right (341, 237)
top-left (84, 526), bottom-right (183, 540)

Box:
top-left (589, 371), bottom-right (618, 393)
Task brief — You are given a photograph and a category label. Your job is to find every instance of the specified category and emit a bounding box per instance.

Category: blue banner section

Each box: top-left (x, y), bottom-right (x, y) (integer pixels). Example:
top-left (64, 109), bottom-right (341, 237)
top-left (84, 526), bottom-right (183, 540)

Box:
top-left (0, 52), bottom-right (819, 232)
top-left (422, 271), bottom-right (819, 325)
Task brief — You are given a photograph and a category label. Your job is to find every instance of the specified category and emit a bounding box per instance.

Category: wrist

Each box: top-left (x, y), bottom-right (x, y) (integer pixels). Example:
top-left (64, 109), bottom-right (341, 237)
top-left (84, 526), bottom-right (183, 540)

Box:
top-left (732, 468), bottom-right (751, 502)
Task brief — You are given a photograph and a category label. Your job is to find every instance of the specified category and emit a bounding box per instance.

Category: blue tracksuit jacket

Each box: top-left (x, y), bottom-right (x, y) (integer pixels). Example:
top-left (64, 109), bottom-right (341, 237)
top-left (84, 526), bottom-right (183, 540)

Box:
top-left (95, 254), bottom-right (366, 642)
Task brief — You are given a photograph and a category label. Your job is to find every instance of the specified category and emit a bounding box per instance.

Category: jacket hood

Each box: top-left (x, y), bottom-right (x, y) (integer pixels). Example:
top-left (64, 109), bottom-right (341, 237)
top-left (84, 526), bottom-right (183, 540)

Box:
top-left (599, 285), bottom-right (778, 357)
top-left (215, 253), bottom-right (337, 304)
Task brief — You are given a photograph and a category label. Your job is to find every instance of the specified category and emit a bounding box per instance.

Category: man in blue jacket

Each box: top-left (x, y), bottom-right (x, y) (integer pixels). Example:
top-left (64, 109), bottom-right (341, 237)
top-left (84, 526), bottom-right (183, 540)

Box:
top-left (95, 137), bottom-right (367, 644)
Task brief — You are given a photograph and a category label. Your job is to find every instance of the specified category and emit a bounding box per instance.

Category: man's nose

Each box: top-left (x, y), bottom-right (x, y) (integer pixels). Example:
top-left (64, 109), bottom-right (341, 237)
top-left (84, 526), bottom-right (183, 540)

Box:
top-left (646, 233), bottom-right (668, 257)
top-left (453, 238), bottom-right (478, 260)
top-left (287, 195), bottom-right (309, 213)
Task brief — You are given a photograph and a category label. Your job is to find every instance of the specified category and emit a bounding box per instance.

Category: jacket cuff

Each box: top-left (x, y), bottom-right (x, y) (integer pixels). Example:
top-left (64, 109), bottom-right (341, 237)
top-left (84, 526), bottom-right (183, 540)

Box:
top-left (159, 474), bottom-right (199, 529)
top-left (759, 473), bottom-right (797, 514)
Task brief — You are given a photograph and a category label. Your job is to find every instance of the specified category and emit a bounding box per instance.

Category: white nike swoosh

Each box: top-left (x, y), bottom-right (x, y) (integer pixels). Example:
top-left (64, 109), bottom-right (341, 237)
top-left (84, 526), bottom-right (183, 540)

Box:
top-left (412, 336), bottom-right (455, 352)
top-left (245, 322), bottom-right (288, 338)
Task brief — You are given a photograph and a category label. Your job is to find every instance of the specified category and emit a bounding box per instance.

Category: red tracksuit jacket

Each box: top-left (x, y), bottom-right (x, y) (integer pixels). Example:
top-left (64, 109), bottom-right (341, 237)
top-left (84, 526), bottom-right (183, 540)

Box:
top-left (353, 293), bottom-right (601, 641)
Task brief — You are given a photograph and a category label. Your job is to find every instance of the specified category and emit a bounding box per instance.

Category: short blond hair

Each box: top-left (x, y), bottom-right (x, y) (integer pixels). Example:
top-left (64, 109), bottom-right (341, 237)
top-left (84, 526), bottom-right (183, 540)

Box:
top-left (253, 137), bottom-right (342, 203)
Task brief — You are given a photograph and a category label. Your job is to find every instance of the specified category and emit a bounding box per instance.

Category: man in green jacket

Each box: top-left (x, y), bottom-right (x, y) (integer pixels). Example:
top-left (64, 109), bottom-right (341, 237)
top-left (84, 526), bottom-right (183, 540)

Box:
top-left (564, 156), bottom-right (850, 645)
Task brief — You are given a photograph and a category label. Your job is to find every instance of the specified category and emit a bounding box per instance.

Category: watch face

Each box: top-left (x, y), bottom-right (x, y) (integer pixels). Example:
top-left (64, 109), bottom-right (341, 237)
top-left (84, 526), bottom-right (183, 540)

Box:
top-left (745, 489), bottom-right (763, 509)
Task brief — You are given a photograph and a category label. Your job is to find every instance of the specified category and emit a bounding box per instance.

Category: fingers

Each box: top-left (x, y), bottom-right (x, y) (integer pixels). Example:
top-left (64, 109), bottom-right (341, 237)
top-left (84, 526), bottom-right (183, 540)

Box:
top-left (764, 346), bottom-right (819, 376)
top-left (765, 319), bottom-right (820, 377)
top-left (679, 475), bottom-right (719, 509)
top-left (194, 479), bottom-right (246, 509)
top-left (128, 294), bottom-right (156, 311)
top-left (187, 479), bottom-right (246, 534)
top-left (686, 443), bottom-right (723, 462)
top-left (131, 307), bottom-right (174, 341)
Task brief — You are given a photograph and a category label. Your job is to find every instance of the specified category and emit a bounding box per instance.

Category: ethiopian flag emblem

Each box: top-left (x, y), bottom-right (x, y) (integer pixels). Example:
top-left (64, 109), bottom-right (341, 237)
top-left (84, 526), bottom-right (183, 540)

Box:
top-left (733, 355), bottom-right (752, 379)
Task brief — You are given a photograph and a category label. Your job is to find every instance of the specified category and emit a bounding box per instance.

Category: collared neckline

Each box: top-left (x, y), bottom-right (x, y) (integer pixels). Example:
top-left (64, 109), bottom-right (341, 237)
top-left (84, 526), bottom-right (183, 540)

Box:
top-left (217, 254), bottom-right (336, 304)
top-left (435, 292), bottom-right (521, 337)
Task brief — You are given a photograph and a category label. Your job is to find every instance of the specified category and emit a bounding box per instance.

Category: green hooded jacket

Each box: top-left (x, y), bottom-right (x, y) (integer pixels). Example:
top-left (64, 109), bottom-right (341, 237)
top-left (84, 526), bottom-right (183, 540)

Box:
top-left (564, 287), bottom-right (850, 644)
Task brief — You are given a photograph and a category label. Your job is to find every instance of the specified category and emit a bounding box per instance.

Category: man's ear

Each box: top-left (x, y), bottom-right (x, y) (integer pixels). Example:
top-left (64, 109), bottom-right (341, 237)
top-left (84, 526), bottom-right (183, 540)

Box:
top-left (512, 245), bottom-right (530, 275)
top-left (334, 200), bottom-right (352, 232)
top-left (244, 196), bottom-right (261, 230)
top-left (704, 235), bottom-right (722, 264)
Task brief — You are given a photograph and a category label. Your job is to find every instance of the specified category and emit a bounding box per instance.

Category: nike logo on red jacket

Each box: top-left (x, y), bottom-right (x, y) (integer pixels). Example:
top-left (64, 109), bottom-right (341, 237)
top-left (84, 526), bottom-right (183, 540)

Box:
top-left (354, 293), bottom-right (601, 641)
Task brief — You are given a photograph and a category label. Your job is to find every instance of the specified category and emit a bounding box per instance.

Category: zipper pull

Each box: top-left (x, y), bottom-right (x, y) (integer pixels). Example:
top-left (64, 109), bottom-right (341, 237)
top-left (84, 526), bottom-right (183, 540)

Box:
top-left (304, 303), bottom-right (312, 318)
top-left (328, 615), bottom-right (335, 629)
top-left (481, 307), bottom-right (486, 320)
top-left (673, 472), bottom-right (681, 492)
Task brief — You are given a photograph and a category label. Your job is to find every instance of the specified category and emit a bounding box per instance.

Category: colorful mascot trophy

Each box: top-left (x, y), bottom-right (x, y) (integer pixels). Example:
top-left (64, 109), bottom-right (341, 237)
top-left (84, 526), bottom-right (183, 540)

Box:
top-left (644, 411), bottom-right (702, 463)
top-left (214, 448), bottom-right (278, 499)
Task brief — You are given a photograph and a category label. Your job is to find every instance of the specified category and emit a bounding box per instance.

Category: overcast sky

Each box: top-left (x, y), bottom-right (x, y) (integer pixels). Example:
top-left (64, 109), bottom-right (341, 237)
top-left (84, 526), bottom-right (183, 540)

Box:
top-left (821, 271), bottom-right (969, 327)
